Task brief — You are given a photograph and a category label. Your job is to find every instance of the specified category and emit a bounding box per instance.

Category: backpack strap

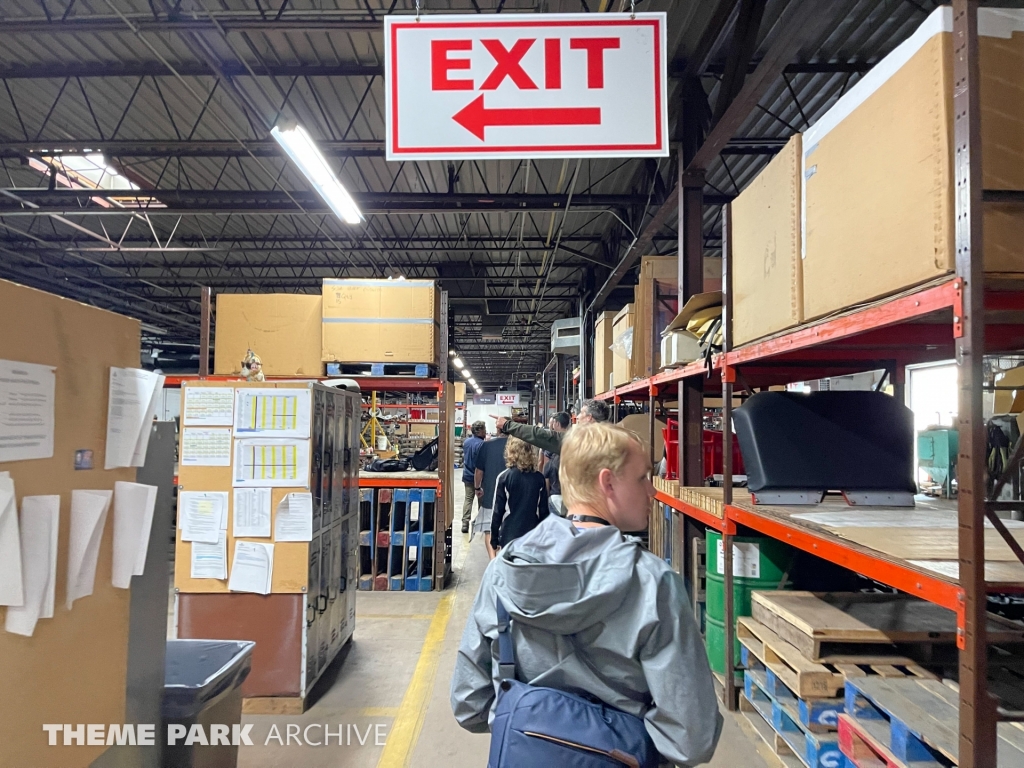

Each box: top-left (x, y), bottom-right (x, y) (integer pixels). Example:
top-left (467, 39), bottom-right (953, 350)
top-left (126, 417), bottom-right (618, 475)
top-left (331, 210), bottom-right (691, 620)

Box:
top-left (496, 597), bottom-right (517, 681)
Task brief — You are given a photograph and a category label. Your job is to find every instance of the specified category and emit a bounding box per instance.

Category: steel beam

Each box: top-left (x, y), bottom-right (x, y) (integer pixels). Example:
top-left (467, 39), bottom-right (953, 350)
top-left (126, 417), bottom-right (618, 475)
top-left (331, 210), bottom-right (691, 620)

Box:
top-left (0, 16), bottom-right (382, 34)
top-left (0, 139), bottom-right (384, 158)
top-left (0, 62), bottom-right (382, 80)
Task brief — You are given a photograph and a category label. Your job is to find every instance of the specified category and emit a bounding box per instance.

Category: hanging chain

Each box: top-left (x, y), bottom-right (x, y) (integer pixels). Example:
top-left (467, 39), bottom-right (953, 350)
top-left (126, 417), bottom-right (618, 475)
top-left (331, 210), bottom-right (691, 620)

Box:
top-left (630, 0), bottom-right (635, 19)
top-left (415, 0), bottom-right (421, 21)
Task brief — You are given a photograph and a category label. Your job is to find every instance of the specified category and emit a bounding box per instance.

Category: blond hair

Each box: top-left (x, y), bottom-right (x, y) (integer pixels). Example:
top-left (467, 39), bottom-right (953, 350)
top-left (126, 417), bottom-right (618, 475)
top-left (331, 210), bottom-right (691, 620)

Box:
top-left (504, 436), bottom-right (536, 473)
top-left (559, 423), bottom-right (645, 508)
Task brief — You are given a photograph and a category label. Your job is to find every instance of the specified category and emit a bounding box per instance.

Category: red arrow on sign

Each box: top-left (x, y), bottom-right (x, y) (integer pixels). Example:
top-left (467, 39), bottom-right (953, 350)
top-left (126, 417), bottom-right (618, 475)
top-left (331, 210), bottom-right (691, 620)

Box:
top-left (452, 95), bottom-right (601, 141)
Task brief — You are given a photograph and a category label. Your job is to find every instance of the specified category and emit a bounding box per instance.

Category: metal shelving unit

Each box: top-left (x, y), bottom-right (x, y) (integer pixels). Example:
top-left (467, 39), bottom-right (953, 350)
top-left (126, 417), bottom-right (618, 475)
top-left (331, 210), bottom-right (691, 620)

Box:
top-left (594, 4), bottom-right (1024, 764)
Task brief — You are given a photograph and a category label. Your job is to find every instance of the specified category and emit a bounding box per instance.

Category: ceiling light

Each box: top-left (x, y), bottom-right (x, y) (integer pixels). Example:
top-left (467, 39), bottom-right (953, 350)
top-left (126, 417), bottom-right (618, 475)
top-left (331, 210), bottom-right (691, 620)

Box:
top-left (453, 358), bottom-right (464, 369)
top-left (475, 387), bottom-right (482, 394)
top-left (461, 368), bottom-right (471, 379)
top-left (468, 378), bottom-right (477, 386)
top-left (271, 119), bottom-right (362, 224)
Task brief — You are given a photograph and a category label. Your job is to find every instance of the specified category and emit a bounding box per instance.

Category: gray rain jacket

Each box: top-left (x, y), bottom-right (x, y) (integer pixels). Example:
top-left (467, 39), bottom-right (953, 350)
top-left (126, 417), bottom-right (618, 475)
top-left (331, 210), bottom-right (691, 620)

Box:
top-left (450, 514), bottom-right (723, 766)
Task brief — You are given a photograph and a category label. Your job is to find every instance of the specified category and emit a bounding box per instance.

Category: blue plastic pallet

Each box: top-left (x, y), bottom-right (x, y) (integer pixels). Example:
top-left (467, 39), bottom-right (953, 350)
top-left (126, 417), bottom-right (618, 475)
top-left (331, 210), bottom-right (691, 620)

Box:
top-left (745, 670), bottom-right (843, 768)
top-left (357, 488), bottom-right (376, 590)
top-left (742, 647), bottom-right (844, 732)
top-left (388, 489), bottom-right (409, 591)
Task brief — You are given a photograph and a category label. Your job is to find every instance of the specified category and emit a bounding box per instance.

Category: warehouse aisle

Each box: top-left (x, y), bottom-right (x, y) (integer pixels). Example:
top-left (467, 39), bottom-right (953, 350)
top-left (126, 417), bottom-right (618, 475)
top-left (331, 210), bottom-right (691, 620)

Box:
top-left (238, 483), bottom-right (772, 767)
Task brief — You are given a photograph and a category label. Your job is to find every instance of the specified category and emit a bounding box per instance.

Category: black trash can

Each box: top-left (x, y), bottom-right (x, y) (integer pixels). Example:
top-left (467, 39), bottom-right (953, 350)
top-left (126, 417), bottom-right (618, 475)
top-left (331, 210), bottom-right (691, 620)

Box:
top-left (162, 639), bottom-right (255, 768)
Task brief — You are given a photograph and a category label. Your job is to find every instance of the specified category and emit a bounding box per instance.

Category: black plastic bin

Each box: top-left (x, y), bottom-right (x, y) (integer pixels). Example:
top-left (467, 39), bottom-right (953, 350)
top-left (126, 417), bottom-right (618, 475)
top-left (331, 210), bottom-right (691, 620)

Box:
top-left (162, 639), bottom-right (255, 768)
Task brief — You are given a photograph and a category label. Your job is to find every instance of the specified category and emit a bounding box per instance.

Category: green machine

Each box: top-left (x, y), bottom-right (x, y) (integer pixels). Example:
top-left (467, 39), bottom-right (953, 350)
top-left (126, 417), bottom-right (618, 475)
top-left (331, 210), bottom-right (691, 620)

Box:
top-left (917, 428), bottom-right (958, 498)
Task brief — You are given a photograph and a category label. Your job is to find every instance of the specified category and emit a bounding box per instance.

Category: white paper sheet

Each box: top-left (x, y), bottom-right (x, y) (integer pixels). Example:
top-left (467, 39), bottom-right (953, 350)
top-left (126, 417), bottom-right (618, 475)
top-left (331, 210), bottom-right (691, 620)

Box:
top-left (191, 531), bottom-right (227, 580)
top-left (67, 489), bottom-right (113, 609)
top-left (233, 487), bottom-right (272, 538)
top-left (111, 482), bottom-right (158, 589)
top-left (233, 438), bottom-right (310, 487)
top-left (789, 508), bottom-right (1024, 530)
top-left (274, 492), bottom-right (314, 542)
top-left (105, 367), bottom-right (164, 469)
top-left (180, 428), bottom-right (232, 467)
top-left (233, 388), bottom-right (311, 438)
top-left (179, 492), bottom-right (228, 544)
top-left (5, 495), bottom-right (59, 636)
top-left (182, 387), bottom-right (235, 426)
top-left (0, 359), bottom-right (56, 463)
top-left (0, 473), bottom-right (23, 606)
top-left (228, 541), bottom-right (274, 594)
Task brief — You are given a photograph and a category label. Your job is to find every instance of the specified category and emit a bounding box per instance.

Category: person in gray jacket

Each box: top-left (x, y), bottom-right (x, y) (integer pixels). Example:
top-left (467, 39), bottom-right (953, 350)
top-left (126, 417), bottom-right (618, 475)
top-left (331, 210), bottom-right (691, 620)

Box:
top-left (450, 422), bottom-right (722, 766)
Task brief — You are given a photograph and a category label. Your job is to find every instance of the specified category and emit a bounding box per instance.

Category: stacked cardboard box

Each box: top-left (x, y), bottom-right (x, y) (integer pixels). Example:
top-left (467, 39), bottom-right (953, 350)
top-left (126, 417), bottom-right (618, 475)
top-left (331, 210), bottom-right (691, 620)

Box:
top-left (593, 310), bottom-right (617, 394)
top-left (611, 304), bottom-right (635, 387)
top-left (214, 293), bottom-right (323, 376)
top-left (632, 255), bottom-right (679, 379)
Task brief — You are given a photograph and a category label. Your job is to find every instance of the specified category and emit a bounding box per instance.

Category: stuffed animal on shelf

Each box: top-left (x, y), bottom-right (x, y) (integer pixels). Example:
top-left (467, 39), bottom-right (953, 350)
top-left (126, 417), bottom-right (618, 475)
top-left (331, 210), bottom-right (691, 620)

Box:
top-left (242, 348), bottom-right (265, 382)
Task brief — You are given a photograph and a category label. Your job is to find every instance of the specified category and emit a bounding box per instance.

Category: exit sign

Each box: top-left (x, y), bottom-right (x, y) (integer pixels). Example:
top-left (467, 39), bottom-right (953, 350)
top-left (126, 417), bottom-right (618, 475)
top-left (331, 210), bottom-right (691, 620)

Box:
top-left (384, 13), bottom-right (668, 160)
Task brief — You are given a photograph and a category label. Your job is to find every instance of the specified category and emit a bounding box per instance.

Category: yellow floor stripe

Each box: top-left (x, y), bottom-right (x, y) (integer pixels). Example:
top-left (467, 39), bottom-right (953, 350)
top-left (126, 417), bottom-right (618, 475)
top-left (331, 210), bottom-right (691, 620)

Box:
top-left (375, 591), bottom-right (456, 767)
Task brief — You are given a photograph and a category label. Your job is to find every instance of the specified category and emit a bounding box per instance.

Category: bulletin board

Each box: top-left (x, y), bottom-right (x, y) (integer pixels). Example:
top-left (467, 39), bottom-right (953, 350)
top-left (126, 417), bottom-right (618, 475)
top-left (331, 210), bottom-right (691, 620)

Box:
top-left (0, 279), bottom-right (140, 768)
top-left (174, 381), bottom-right (313, 594)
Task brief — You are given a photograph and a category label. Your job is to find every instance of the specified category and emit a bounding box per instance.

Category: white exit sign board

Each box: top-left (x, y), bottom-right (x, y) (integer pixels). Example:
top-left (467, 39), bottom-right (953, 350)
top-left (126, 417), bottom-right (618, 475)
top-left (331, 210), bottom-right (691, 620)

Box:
top-left (496, 392), bottom-right (521, 406)
top-left (384, 13), bottom-right (668, 160)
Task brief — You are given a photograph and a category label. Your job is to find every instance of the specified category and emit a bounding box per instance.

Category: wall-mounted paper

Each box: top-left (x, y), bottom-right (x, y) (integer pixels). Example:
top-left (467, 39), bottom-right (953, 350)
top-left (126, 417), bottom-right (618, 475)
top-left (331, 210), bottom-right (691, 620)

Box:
top-left (191, 531), bottom-right (227, 580)
top-left (234, 388), bottom-right (311, 438)
top-left (67, 489), bottom-right (113, 609)
top-left (227, 541), bottom-right (274, 594)
top-left (274, 492), bottom-right (313, 542)
top-left (0, 473), bottom-right (23, 606)
top-left (0, 359), bottom-right (55, 463)
top-left (5, 495), bottom-right (59, 636)
top-left (233, 487), bottom-right (272, 538)
top-left (179, 492), bottom-right (227, 544)
top-left (105, 367), bottom-right (165, 469)
top-left (180, 428), bottom-right (232, 467)
top-left (111, 482), bottom-right (158, 589)
top-left (233, 438), bottom-right (310, 487)
top-left (182, 387), bottom-right (235, 426)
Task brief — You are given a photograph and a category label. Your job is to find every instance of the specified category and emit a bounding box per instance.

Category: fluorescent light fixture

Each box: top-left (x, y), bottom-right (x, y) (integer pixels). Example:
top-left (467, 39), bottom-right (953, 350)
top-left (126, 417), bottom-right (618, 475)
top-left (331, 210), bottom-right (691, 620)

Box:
top-left (461, 368), bottom-right (471, 379)
top-left (453, 358), bottom-right (464, 369)
top-left (475, 388), bottom-right (482, 394)
top-left (271, 119), bottom-right (362, 224)
top-left (468, 378), bottom-right (477, 386)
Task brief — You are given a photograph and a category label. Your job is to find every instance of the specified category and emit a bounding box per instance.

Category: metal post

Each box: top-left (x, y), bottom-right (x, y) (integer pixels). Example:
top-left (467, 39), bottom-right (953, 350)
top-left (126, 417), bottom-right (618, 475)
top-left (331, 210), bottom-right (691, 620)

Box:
top-left (679, 167), bottom-right (705, 487)
top-left (648, 386), bottom-right (658, 467)
top-left (555, 355), bottom-right (566, 413)
top-left (437, 290), bottom-right (450, 589)
top-left (721, 203), bottom-right (737, 711)
top-left (199, 286), bottom-right (211, 377)
top-left (953, 2), bottom-right (995, 765)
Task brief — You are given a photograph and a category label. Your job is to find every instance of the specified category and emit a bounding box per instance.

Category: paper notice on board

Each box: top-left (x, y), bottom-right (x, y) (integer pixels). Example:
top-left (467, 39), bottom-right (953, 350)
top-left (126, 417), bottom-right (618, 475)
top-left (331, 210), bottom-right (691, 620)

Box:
top-left (111, 482), bottom-right (158, 589)
top-left (5, 495), bottom-right (60, 636)
top-left (228, 541), bottom-right (274, 594)
top-left (274, 492), bottom-right (313, 542)
top-left (182, 387), bottom-right (235, 426)
top-left (233, 438), bottom-right (310, 487)
top-left (0, 474), bottom-right (24, 606)
top-left (191, 531), bottom-right (227, 580)
top-left (0, 359), bottom-right (55, 463)
top-left (233, 487), bottom-right (272, 538)
top-left (105, 367), bottom-right (164, 469)
top-left (179, 492), bottom-right (227, 544)
top-left (234, 388), bottom-right (311, 437)
top-left (67, 489), bottom-right (113, 609)
top-left (180, 428), bottom-right (232, 467)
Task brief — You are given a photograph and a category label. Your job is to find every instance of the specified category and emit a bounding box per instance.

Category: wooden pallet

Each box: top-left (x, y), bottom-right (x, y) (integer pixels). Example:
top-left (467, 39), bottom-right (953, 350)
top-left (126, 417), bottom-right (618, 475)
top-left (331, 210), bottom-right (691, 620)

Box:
top-left (745, 669), bottom-right (844, 768)
top-left (751, 591), bottom-right (1024, 663)
top-left (326, 362), bottom-right (435, 377)
top-left (692, 537), bottom-right (707, 625)
top-left (742, 647), bottom-right (844, 733)
top-left (839, 713), bottom-right (916, 768)
top-left (738, 617), bottom-right (933, 699)
top-left (739, 692), bottom-right (806, 768)
top-left (845, 676), bottom-right (1024, 767)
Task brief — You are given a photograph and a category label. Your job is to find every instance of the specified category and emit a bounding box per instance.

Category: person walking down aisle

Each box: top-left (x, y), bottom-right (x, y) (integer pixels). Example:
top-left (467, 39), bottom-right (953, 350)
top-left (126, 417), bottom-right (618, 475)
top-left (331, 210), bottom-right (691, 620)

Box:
top-left (472, 433), bottom-right (508, 560)
top-left (492, 398), bottom-right (609, 455)
top-left (542, 412), bottom-right (570, 516)
top-left (461, 421), bottom-right (486, 534)
top-left (491, 437), bottom-right (549, 553)
top-left (451, 423), bottom-right (723, 767)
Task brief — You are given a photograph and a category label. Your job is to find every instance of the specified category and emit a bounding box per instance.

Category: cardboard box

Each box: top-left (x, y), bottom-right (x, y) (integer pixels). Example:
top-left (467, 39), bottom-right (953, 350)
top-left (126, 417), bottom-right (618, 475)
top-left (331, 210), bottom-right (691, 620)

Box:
top-left (802, 7), bottom-right (1024, 321)
top-left (322, 278), bottom-right (436, 363)
top-left (733, 135), bottom-right (803, 345)
top-left (214, 293), bottom-right (323, 376)
top-left (611, 304), bottom-right (635, 386)
top-left (454, 381), bottom-right (466, 404)
top-left (593, 310), bottom-right (617, 395)
top-left (632, 256), bottom-right (679, 378)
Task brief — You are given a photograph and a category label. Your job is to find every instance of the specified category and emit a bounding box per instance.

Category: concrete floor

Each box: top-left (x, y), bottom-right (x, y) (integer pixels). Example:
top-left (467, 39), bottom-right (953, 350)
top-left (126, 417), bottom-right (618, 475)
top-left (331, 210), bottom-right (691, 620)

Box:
top-left (202, 484), bottom-right (776, 767)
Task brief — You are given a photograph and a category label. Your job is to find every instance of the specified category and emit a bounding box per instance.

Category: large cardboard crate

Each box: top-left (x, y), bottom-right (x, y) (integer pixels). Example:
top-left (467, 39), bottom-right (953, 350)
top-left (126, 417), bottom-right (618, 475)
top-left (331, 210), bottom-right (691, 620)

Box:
top-left (632, 255), bottom-right (679, 378)
top-left (802, 7), bottom-right (1024, 321)
top-left (214, 293), bottom-right (323, 376)
top-left (322, 278), bottom-right (436, 363)
top-left (593, 310), bottom-right (617, 395)
top-left (733, 135), bottom-right (803, 345)
top-left (612, 303), bottom-right (635, 387)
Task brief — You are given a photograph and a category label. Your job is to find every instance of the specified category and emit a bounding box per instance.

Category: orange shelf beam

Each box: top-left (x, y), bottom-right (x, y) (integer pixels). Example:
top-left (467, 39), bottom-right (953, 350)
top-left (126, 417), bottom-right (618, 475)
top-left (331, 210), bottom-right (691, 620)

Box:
top-left (359, 476), bottom-right (441, 489)
top-left (655, 491), bottom-right (731, 533)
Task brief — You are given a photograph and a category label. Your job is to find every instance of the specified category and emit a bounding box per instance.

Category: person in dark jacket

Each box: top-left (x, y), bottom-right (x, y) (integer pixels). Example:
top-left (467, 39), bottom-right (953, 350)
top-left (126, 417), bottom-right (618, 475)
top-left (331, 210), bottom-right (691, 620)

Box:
top-left (491, 398), bottom-right (609, 455)
top-left (460, 421), bottom-right (486, 534)
top-left (491, 437), bottom-right (549, 553)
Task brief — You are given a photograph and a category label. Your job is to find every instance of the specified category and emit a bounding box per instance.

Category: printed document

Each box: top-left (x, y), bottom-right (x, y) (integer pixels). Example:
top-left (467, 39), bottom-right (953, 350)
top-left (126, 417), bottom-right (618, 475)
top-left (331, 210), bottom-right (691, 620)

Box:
top-left (67, 489), bottom-right (113, 609)
top-left (191, 531), bottom-right (227, 580)
top-left (0, 359), bottom-right (55, 463)
top-left (233, 438), bottom-right (309, 487)
top-left (179, 492), bottom-right (227, 544)
top-left (233, 487), bottom-right (272, 538)
top-left (274, 492), bottom-right (314, 542)
top-left (105, 367), bottom-right (164, 469)
top-left (5, 495), bottom-right (59, 636)
top-left (234, 388), bottom-right (311, 437)
top-left (228, 541), bottom-right (274, 594)
top-left (111, 482), bottom-right (158, 589)
top-left (182, 386), bottom-right (235, 426)
top-left (180, 428), bottom-right (232, 466)
top-left (0, 473), bottom-right (23, 606)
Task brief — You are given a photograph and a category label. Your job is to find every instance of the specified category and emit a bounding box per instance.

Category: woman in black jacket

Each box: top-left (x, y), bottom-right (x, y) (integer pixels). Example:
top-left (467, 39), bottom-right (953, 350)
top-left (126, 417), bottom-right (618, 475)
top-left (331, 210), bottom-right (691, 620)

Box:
top-left (491, 437), bottom-right (549, 553)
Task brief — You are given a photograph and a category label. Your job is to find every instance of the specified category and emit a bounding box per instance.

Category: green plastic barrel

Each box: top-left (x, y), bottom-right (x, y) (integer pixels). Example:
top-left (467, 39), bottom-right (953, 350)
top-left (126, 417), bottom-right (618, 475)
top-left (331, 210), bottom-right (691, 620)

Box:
top-left (705, 531), bottom-right (793, 675)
